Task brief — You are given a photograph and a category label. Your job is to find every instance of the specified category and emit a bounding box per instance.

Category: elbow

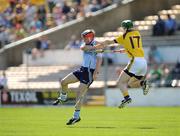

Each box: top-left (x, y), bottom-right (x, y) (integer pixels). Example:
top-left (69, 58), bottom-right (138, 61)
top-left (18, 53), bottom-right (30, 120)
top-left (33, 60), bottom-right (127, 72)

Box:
top-left (80, 46), bottom-right (85, 51)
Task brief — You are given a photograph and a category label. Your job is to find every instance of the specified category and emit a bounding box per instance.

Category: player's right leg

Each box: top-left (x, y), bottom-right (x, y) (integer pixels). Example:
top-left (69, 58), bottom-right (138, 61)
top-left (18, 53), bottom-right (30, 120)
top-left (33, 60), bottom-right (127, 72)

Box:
top-left (66, 66), bottom-right (94, 125)
top-left (53, 73), bottom-right (79, 105)
top-left (66, 83), bottom-right (88, 125)
top-left (117, 70), bottom-right (132, 108)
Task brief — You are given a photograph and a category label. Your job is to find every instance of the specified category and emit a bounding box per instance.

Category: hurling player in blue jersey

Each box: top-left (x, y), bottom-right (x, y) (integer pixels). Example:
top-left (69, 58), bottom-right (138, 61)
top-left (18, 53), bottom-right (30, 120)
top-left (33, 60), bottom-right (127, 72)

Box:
top-left (53, 29), bottom-right (102, 125)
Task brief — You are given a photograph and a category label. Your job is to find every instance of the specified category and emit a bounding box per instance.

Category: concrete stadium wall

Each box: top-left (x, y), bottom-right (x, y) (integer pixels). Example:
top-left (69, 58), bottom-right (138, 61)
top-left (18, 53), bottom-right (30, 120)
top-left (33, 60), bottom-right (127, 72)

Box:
top-left (106, 88), bottom-right (180, 106)
top-left (0, 0), bottom-right (179, 69)
top-left (23, 50), bottom-right (83, 66)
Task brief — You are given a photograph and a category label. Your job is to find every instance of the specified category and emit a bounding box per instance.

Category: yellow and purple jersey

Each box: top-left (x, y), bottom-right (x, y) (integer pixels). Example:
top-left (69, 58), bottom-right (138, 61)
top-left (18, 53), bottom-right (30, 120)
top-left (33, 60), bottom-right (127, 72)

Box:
top-left (114, 30), bottom-right (144, 58)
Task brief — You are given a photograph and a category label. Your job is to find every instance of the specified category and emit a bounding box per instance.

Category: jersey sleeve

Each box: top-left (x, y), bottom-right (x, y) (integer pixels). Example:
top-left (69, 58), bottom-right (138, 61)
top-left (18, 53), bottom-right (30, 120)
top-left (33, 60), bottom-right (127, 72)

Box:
top-left (115, 35), bottom-right (124, 46)
top-left (80, 42), bottom-right (85, 47)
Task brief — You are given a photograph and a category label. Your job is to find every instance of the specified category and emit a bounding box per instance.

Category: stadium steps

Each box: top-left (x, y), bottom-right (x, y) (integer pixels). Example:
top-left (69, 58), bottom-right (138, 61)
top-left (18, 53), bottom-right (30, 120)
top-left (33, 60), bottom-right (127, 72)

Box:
top-left (172, 5), bottom-right (180, 10)
top-left (96, 31), bottom-right (180, 46)
top-left (2, 64), bottom-right (118, 90)
top-left (103, 30), bottom-right (155, 37)
top-left (104, 30), bottom-right (152, 37)
top-left (114, 4), bottom-right (180, 34)
top-left (106, 27), bottom-right (180, 38)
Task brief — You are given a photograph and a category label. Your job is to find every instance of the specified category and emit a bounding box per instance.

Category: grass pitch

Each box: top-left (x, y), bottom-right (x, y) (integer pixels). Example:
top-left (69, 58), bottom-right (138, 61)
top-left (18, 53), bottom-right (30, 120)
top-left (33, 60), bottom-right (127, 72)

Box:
top-left (0, 106), bottom-right (180, 136)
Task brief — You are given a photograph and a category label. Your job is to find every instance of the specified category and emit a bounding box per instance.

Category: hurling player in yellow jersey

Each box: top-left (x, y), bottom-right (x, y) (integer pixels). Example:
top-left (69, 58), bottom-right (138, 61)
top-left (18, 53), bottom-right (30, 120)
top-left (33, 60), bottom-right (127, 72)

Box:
top-left (87, 20), bottom-right (150, 108)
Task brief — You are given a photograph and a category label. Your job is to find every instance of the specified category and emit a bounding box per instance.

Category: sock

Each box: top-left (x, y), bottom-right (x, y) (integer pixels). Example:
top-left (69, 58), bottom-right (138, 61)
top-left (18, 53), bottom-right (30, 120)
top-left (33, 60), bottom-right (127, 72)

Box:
top-left (124, 95), bottom-right (130, 100)
top-left (122, 91), bottom-right (130, 100)
top-left (73, 110), bottom-right (80, 119)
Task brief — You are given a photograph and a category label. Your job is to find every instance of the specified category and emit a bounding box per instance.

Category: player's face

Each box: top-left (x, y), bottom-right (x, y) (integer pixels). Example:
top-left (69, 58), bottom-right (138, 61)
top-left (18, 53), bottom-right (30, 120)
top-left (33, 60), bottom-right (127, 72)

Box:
top-left (82, 32), bottom-right (94, 44)
top-left (83, 36), bottom-right (93, 44)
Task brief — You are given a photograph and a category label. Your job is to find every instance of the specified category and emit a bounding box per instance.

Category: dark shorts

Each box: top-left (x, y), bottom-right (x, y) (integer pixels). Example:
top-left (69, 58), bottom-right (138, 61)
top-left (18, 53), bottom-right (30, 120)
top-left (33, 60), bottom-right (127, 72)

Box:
top-left (0, 85), bottom-right (4, 90)
top-left (73, 66), bottom-right (95, 86)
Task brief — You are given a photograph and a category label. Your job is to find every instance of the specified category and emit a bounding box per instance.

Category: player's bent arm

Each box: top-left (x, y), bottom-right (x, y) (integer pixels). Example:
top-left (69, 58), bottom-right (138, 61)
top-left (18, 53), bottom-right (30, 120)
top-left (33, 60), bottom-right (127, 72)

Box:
top-left (93, 56), bottom-right (102, 80)
top-left (94, 40), bottom-right (115, 50)
top-left (95, 56), bottom-right (102, 73)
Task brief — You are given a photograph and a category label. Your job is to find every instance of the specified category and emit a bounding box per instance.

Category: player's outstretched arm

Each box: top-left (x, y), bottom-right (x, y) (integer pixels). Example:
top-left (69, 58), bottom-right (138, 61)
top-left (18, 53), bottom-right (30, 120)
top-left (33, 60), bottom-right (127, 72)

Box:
top-left (94, 40), bottom-right (115, 50)
top-left (80, 39), bottom-right (115, 51)
top-left (114, 49), bottom-right (126, 53)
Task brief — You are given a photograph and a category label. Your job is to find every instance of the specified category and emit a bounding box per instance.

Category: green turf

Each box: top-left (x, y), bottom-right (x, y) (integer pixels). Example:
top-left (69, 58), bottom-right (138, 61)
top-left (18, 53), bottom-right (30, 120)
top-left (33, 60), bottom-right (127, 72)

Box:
top-left (0, 106), bottom-right (180, 136)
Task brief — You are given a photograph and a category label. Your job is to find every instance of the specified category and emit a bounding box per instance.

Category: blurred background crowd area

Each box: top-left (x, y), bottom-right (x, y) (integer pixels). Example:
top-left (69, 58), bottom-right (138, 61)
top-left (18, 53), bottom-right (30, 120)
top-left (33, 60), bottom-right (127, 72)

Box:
top-left (0, 0), bottom-right (117, 48)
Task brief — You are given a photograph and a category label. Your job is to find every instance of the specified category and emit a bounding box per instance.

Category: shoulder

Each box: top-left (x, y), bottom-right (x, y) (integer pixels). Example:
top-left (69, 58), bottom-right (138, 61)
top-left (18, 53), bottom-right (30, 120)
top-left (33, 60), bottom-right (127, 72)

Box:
top-left (128, 30), bottom-right (141, 36)
top-left (80, 42), bottom-right (85, 47)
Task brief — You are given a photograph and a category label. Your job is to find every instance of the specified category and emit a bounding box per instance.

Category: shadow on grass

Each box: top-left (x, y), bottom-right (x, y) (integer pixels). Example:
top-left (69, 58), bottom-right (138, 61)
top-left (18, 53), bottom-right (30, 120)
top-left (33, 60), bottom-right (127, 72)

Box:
top-left (68, 126), bottom-right (155, 129)
top-left (136, 127), bottom-right (156, 129)
top-left (68, 126), bottom-right (117, 129)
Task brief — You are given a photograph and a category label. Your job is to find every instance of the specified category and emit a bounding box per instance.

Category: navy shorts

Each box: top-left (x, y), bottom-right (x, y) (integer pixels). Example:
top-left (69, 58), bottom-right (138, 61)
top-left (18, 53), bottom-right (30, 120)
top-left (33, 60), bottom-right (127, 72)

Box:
top-left (73, 66), bottom-right (95, 86)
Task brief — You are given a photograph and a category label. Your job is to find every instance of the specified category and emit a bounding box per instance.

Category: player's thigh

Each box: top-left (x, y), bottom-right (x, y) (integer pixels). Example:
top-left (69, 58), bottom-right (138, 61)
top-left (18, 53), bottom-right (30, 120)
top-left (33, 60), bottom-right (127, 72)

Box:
top-left (117, 71), bottom-right (131, 84)
top-left (128, 77), bottom-right (140, 85)
top-left (61, 73), bottom-right (79, 84)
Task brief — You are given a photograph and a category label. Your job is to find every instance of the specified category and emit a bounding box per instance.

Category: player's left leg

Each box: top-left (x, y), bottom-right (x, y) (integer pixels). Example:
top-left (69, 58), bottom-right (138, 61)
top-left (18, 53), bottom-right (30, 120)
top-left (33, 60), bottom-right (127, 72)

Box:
top-left (53, 73), bottom-right (79, 105)
top-left (117, 71), bottom-right (132, 108)
top-left (66, 83), bottom-right (88, 125)
top-left (127, 57), bottom-right (150, 95)
top-left (128, 77), bottom-right (150, 95)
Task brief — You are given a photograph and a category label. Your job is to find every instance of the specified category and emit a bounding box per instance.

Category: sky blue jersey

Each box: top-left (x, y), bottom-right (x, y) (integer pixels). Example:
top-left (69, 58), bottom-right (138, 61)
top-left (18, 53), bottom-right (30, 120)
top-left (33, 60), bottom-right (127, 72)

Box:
top-left (81, 40), bottom-right (101, 69)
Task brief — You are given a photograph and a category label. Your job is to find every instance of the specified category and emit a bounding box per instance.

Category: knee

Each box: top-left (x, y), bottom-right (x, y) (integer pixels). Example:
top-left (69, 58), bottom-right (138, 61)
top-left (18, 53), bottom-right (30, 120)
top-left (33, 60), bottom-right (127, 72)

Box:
top-left (117, 80), bottom-right (126, 86)
top-left (60, 79), bottom-right (67, 86)
top-left (117, 79), bottom-right (128, 89)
